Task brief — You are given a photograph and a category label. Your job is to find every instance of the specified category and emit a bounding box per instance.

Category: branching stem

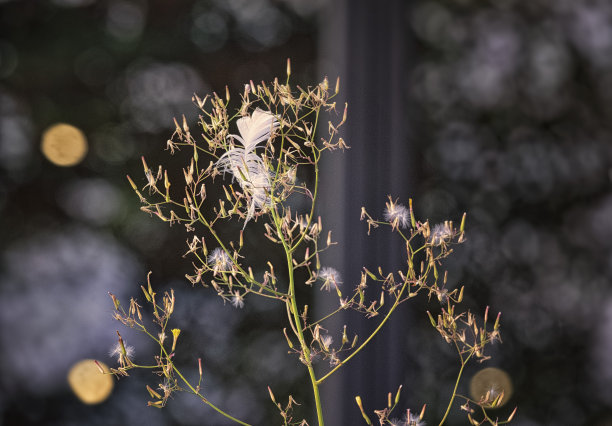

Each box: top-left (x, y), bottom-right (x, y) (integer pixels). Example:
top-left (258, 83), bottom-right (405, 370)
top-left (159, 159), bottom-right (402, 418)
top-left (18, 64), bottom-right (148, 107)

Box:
top-left (316, 276), bottom-right (411, 385)
top-left (439, 352), bottom-right (473, 425)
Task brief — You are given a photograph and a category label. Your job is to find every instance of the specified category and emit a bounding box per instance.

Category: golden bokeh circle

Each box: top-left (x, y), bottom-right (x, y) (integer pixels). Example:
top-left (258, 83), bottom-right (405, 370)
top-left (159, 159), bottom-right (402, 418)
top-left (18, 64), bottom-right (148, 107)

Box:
top-left (469, 367), bottom-right (513, 408)
top-left (67, 359), bottom-right (114, 404)
top-left (41, 123), bottom-right (88, 166)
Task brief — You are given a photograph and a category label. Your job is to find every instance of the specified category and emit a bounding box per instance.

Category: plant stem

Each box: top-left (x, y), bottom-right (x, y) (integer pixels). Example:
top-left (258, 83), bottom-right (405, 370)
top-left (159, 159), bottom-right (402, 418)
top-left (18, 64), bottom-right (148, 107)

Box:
top-left (195, 210), bottom-right (285, 298)
top-left (438, 353), bottom-right (473, 426)
top-left (285, 243), bottom-right (325, 426)
top-left (272, 204), bottom-right (324, 426)
top-left (316, 277), bottom-right (410, 385)
top-left (143, 330), bottom-right (251, 425)
top-left (173, 362), bottom-right (252, 426)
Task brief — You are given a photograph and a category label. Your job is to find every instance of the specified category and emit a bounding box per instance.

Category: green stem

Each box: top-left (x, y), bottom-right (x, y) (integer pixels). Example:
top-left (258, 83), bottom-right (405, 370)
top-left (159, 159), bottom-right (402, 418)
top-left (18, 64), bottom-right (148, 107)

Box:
top-left (438, 353), bottom-right (473, 426)
top-left (142, 330), bottom-right (251, 425)
top-left (272, 206), bottom-right (324, 426)
top-left (317, 277), bottom-right (411, 385)
top-left (287, 255), bottom-right (324, 426)
top-left (195, 210), bottom-right (285, 298)
top-left (306, 292), bottom-right (357, 330)
top-left (173, 362), bottom-right (252, 426)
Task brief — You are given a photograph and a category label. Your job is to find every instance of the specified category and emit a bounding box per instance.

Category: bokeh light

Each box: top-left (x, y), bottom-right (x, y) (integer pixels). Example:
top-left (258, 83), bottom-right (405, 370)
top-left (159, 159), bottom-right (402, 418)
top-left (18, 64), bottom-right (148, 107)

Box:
top-left (0, 90), bottom-right (34, 174)
top-left (67, 359), bottom-right (114, 404)
top-left (0, 0), bottom-right (318, 424)
top-left (41, 123), bottom-right (88, 167)
top-left (122, 61), bottom-right (207, 133)
top-left (0, 227), bottom-right (145, 395)
top-left (469, 367), bottom-right (513, 408)
top-left (191, 6), bottom-right (228, 53)
top-left (7, 0), bottom-right (612, 423)
top-left (106, 0), bottom-right (146, 42)
top-left (57, 178), bottom-right (122, 226)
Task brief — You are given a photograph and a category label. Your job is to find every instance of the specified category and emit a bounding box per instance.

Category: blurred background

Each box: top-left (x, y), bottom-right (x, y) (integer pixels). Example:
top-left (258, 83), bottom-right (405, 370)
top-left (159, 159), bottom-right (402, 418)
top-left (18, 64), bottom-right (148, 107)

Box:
top-left (1, 0), bottom-right (612, 425)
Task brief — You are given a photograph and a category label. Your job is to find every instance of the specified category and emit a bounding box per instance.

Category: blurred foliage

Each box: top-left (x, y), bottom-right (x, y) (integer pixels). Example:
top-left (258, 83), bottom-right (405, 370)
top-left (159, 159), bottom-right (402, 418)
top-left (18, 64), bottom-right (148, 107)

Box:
top-left (406, 0), bottom-right (612, 424)
top-left (2, 0), bottom-right (612, 425)
top-left (0, 1), bottom-right (318, 425)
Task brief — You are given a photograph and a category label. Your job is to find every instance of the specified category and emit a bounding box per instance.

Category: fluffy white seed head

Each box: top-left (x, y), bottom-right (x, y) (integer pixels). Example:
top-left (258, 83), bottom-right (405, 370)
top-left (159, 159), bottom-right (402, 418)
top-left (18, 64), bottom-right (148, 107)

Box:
top-left (320, 335), bottom-right (333, 351)
top-left (404, 411), bottom-right (426, 426)
top-left (109, 342), bottom-right (135, 362)
top-left (318, 267), bottom-right (342, 291)
top-left (207, 247), bottom-right (232, 275)
top-left (430, 223), bottom-right (452, 245)
top-left (230, 290), bottom-right (245, 309)
top-left (384, 202), bottom-right (410, 229)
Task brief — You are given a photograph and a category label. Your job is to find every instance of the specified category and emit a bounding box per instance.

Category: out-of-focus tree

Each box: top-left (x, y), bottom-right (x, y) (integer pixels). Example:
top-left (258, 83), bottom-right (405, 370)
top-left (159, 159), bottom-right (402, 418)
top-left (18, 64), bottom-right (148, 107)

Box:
top-left (0, 1), bottom-right (320, 424)
top-left (406, 0), bottom-right (612, 424)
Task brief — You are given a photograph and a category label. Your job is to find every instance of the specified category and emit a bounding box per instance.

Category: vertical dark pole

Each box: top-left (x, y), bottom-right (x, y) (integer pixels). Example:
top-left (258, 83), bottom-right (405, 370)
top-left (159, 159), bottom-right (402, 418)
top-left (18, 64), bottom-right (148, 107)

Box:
top-left (317, 0), bottom-right (412, 424)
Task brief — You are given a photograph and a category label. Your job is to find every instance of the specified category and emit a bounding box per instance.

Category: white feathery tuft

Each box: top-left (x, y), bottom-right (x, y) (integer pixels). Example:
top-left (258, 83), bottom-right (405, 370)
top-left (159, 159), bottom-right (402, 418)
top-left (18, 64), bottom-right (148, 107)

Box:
top-left (216, 109), bottom-right (278, 226)
top-left (235, 108), bottom-right (279, 152)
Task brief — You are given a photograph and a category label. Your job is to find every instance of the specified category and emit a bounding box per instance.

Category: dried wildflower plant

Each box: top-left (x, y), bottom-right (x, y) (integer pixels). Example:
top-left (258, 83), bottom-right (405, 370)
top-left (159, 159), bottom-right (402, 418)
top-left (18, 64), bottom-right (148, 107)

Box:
top-left (109, 60), bottom-right (515, 426)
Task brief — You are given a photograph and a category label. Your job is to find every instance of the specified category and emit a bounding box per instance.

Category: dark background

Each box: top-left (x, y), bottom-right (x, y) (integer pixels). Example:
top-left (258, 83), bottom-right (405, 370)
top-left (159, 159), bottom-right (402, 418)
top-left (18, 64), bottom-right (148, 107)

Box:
top-left (1, 0), bottom-right (612, 425)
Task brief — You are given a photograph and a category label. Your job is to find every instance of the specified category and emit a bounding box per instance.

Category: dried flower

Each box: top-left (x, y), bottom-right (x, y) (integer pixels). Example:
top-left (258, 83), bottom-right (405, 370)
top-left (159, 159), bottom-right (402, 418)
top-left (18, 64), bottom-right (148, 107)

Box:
top-left (216, 109), bottom-right (279, 225)
top-left (230, 290), bottom-right (245, 308)
top-left (404, 411), bottom-right (426, 426)
top-left (384, 201), bottom-right (410, 229)
top-left (437, 289), bottom-right (449, 305)
top-left (297, 215), bottom-right (309, 232)
top-left (285, 166), bottom-right (297, 184)
top-left (318, 267), bottom-right (342, 291)
top-left (320, 335), bottom-right (333, 351)
top-left (328, 350), bottom-right (340, 366)
top-left (430, 223), bottom-right (452, 246)
top-left (207, 247), bottom-right (232, 275)
top-left (158, 378), bottom-right (176, 398)
top-left (109, 342), bottom-right (135, 363)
